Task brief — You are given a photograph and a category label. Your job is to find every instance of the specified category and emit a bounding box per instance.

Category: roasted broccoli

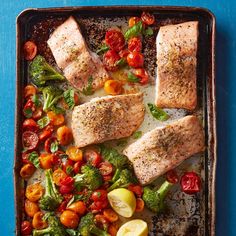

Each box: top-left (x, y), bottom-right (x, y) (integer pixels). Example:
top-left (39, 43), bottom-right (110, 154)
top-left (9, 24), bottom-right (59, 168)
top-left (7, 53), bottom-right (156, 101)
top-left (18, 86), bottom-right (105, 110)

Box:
top-left (78, 213), bottom-right (110, 236)
top-left (142, 180), bottom-right (173, 213)
top-left (74, 165), bottom-right (103, 191)
top-left (42, 85), bottom-right (63, 111)
top-left (33, 213), bottom-right (67, 236)
top-left (29, 55), bottom-right (64, 87)
top-left (108, 169), bottom-right (138, 192)
top-left (39, 169), bottom-right (63, 211)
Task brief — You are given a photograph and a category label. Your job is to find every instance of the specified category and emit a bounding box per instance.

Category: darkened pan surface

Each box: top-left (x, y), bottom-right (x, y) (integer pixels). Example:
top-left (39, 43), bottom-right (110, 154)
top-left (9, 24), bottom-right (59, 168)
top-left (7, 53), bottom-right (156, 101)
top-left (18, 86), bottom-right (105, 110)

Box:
top-left (15, 6), bottom-right (216, 236)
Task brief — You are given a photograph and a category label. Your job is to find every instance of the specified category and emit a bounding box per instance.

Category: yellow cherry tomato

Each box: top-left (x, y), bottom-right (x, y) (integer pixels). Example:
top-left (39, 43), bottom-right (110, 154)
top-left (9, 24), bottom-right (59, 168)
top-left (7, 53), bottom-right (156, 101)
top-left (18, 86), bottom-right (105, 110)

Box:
top-left (32, 212), bottom-right (48, 229)
top-left (25, 199), bottom-right (39, 217)
top-left (67, 201), bottom-right (87, 215)
top-left (52, 169), bottom-right (67, 186)
top-left (20, 163), bottom-right (36, 179)
top-left (66, 146), bottom-right (83, 162)
top-left (104, 80), bottom-right (123, 95)
top-left (60, 210), bottom-right (79, 229)
top-left (39, 153), bottom-right (53, 169)
top-left (47, 111), bottom-right (65, 126)
top-left (25, 183), bottom-right (44, 202)
top-left (57, 126), bottom-right (73, 146)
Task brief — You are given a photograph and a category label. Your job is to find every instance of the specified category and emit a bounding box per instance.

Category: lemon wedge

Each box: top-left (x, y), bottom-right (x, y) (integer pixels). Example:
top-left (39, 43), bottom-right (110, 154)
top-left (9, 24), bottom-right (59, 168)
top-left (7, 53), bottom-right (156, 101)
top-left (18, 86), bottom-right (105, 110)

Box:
top-left (108, 188), bottom-right (136, 218)
top-left (117, 219), bottom-right (148, 236)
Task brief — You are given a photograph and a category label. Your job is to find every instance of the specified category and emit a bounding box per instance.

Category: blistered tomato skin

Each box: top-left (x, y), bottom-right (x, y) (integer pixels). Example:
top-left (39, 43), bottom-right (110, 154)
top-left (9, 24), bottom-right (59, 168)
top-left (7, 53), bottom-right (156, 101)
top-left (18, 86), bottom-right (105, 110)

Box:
top-left (105, 29), bottom-right (125, 52)
top-left (128, 37), bottom-right (142, 52)
top-left (23, 41), bottom-right (37, 60)
top-left (103, 50), bottom-right (120, 71)
top-left (127, 52), bottom-right (144, 68)
top-left (180, 171), bottom-right (201, 195)
top-left (21, 221), bottom-right (33, 235)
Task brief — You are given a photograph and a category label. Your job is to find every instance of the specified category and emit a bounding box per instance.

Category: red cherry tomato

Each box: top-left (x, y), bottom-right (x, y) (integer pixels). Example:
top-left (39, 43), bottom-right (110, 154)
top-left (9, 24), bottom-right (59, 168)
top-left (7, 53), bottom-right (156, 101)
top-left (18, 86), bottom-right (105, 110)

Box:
top-left (119, 49), bottom-right (130, 58)
top-left (22, 152), bottom-right (31, 164)
top-left (99, 162), bottom-right (113, 176)
top-left (23, 119), bottom-right (39, 132)
top-left (39, 125), bottom-right (54, 142)
top-left (23, 99), bottom-right (35, 118)
top-left (128, 184), bottom-right (143, 197)
top-left (128, 17), bottom-right (141, 27)
top-left (62, 159), bottom-right (75, 174)
top-left (22, 131), bottom-right (39, 151)
top-left (57, 200), bottom-right (68, 213)
top-left (44, 137), bottom-right (57, 153)
top-left (59, 184), bottom-right (74, 194)
top-left (103, 174), bottom-right (113, 182)
top-left (91, 189), bottom-right (107, 202)
top-left (84, 149), bottom-right (102, 167)
top-left (23, 41), bottom-right (37, 60)
top-left (60, 176), bottom-right (74, 186)
top-left (127, 52), bottom-right (144, 68)
top-left (73, 161), bottom-right (83, 174)
top-left (180, 171), bottom-right (201, 195)
top-left (51, 152), bottom-right (63, 169)
top-left (21, 220), bottom-right (32, 235)
top-left (133, 68), bottom-right (149, 85)
top-left (32, 107), bottom-right (43, 120)
top-left (128, 37), bottom-right (142, 52)
top-left (141, 12), bottom-right (155, 25)
top-left (105, 29), bottom-right (125, 52)
top-left (166, 169), bottom-right (179, 184)
top-left (90, 199), bottom-right (109, 212)
top-left (103, 50), bottom-right (120, 71)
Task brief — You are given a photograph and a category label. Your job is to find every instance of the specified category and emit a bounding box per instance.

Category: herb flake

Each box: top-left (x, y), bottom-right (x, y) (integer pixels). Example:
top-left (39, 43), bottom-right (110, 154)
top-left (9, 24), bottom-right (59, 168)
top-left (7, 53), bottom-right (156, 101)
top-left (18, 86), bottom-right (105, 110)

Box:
top-left (125, 21), bottom-right (143, 40)
top-left (37, 116), bottom-right (50, 129)
top-left (28, 151), bottom-right (40, 168)
top-left (147, 103), bottom-right (169, 121)
top-left (127, 72), bottom-right (140, 83)
top-left (63, 89), bottom-right (75, 109)
top-left (96, 44), bottom-right (109, 55)
top-left (133, 131), bottom-right (142, 139)
top-left (82, 76), bottom-right (94, 96)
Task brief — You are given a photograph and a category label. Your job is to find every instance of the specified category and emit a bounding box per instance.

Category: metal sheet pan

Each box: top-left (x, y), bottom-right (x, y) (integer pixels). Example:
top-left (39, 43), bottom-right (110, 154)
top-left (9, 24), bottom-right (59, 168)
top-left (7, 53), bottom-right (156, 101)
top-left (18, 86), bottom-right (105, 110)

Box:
top-left (15, 6), bottom-right (216, 236)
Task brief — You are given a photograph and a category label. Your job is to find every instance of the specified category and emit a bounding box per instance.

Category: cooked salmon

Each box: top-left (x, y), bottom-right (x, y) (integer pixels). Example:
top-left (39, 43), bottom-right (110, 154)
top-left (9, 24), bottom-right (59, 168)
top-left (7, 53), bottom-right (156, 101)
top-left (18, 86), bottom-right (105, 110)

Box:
top-left (123, 115), bottom-right (205, 185)
top-left (47, 16), bottom-right (109, 90)
top-left (155, 21), bottom-right (198, 110)
top-left (71, 93), bottom-right (145, 147)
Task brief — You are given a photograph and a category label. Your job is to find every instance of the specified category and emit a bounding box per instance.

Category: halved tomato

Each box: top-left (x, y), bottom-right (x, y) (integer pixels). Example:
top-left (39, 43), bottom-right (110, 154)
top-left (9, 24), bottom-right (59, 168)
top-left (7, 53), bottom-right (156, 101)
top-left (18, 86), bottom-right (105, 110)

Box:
top-left (105, 29), bottom-right (125, 52)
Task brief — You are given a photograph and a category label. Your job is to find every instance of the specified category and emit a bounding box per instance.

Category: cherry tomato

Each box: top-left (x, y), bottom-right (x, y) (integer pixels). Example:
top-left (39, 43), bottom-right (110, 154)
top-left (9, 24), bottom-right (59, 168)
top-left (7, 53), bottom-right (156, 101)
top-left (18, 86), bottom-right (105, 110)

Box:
top-left (47, 111), bottom-right (65, 126)
top-left (25, 199), bottom-right (39, 217)
top-left (103, 174), bottom-right (113, 182)
top-left (128, 184), bottom-right (143, 197)
top-left (103, 50), bottom-right (120, 71)
top-left (95, 214), bottom-right (109, 229)
top-left (20, 163), bottom-right (36, 179)
top-left (22, 152), bottom-right (31, 164)
top-left (23, 99), bottom-right (35, 118)
top-left (21, 221), bottom-right (32, 235)
top-left (39, 125), bottom-right (53, 142)
top-left (128, 37), bottom-right (142, 52)
top-left (90, 199), bottom-right (109, 212)
top-left (104, 80), bottom-right (123, 95)
top-left (51, 153), bottom-right (63, 170)
top-left (73, 161), bottom-right (83, 174)
top-left (23, 119), bottom-right (39, 132)
top-left (57, 200), bottom-right (68, 213)
top-left (59, 184), bottom-right (74, 194)
top-left (22, 131), bottom-right (39, 151)
top-left (52, 169), bottom-right (67, 186)
top-left (60, 210), bottom-right (79, 229)
top-left (39, 153), bottom-right (53, 169)
top-left (128, 17), bottom-right (141, 27)
top-left (57, 125), bottom-right (73, 146)
top-left (180, 172), bottom-right (201, 195)
top-left (135, 198), bottom-right (145, 212)
top-left (133, 68), bottom-right (149, 85)
top-left (32, 212), bottom-right (48, 230)
top-left (25, 183), bottom-right (44, 202)
top-left (24, 85), bottom-right (37, 99)
top-left (67, 201), bottom-right (87, 215)
top-left (108, 222), bottom-right (119, 236)
top-left (60, 176), bottom-right (74, 186)
top-left (91, 189), bottom-right (107, 202)
top-left (66, 146), bottom-right (83, 162)
top-left (103, 209), bottom-right (119, 222)
top-left (119, 49), bottom-right (130, 58)
top-left (166, 169), bottom-right (179, 184)
top-left (62, 159), bottom-right (75, 174)
top-left (23, 41), bottom-right (37, 60)
top-left (105, 29), bottom-right (125, 52)
top-left (44, 137), bottom-right (58, 153)
top-left (32, 107), bottom-right (43, 120)
top-left (127, 52), bottom-right (144, 68)
top-left (141, 12), bottom-right (155, 25)
top-left (99, 162), bottom-right (113, 176)
top-left (84, 149), bottom-right (101, 167)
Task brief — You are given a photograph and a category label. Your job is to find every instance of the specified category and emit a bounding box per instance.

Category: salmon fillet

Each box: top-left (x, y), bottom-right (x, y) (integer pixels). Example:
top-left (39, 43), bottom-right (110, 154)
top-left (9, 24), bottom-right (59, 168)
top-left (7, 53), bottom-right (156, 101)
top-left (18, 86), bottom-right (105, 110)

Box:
top-left (47, 16), bottom-right (109, 90)
top-left (71, 93), bottom-right (145, 147)
top-left (123, 115), bottom-right (205, 185)
top-left (155, 21), bottom-right (198, 110)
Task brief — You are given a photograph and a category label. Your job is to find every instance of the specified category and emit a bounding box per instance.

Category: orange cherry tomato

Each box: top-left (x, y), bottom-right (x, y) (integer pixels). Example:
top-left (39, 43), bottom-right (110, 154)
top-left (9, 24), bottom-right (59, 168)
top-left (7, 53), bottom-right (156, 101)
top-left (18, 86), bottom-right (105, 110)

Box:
top-left (60, 210), bottom-right (79, 229)
top-left (133, 68), bottom-right (149, 85)
top-left (95, 214), bottom-right (109, 229)
top-left (32, 212), bottom-right (48, 229)
top-left (103, 208), bottom-right (119, 222)
top-left (67, 201), bottom-right (87, 215)
top-left (128, 37), bottom-right (142, 52)
top-left (127, 52), bottom-right (144, 68)
top-left (25, 183), bottom-right (44, 202)
top-left (128, 17), bottom-right (141, 27)
top-left (66, 146), bottom-right (83, 162)
top-left (25, 199), bottom-right (39, 217)
top-left (20, 163), bottom-right (36, 179)
top-left (47, 111), bottom-right (65, 126)
top-left (105, 29), bottom-right (125, 52)
top-left (24, 85), bottom-right (37, 98)
top-left (141, 12), bottom-right (155, 25)
top-left (104, 79), bottom-right (123, 95)
top-left (135, 198), bottom-right (145, 212)
top-left (39, 153), bottom-right (53, 169)
top-left (21, 221), bottom-right (32, 235)
top-left (23, 41), bottom-right (37, 60)
top-left (57, 126), bottom-right (73, 146)
top-left (108, 222), bottom-right (120, 236)
top-left (52, 169), bottom-right (68, 186)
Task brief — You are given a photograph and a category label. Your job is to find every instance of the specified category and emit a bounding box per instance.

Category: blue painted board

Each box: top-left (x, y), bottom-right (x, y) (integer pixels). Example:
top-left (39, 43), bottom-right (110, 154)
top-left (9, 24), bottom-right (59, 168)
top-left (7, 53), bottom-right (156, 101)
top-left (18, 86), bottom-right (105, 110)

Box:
top-left (0, 0), bottom-right (235, 235)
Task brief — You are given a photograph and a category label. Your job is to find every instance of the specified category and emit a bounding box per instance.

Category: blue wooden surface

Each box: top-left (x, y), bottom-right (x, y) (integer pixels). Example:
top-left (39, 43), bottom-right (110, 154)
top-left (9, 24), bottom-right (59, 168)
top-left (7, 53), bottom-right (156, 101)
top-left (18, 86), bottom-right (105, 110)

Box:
top-left (0, 0), bottom-right (234, 235)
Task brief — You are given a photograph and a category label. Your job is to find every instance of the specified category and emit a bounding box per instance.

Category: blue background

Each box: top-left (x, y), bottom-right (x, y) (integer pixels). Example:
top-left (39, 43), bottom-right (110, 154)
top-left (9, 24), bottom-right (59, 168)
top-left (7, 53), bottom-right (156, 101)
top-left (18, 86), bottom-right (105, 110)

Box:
top-left (0, 0), bottom-right (234, 235)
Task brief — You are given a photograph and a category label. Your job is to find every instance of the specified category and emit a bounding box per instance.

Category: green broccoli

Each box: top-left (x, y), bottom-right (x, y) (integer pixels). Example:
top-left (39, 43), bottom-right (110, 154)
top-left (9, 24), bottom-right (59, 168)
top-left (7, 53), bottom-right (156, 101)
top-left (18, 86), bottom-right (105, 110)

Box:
top-left (108, 169), bottom-right (138, 192)
top-left (79, 213), bottom-right (110, 236)
top-left (29, 55), bottom-right (64, 87)
top-left (142, 180), bottom-right (173, 213)
top-left (42, 85), bottom-right (63, 111)
top-left (33, 213), bottom-right (67, 236)
top-left (39, 169), bottom-right (63, 211)
top-left (74, 165), bottom-right (103, 191)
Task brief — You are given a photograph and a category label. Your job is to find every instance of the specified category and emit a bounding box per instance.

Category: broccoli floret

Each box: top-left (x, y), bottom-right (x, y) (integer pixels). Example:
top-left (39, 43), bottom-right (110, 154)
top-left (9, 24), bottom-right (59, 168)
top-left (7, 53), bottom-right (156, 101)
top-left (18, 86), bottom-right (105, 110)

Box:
top-left (79, 213), bottom-right (110, 236)
top-left (74, 165), bottom-right (103, 191)
top-left (33, 213), bottom-right (67, 236)
top-left (142, 180), bottom-right (173, 213)
top-left (39, 169), bottom-right (63, 211)
top-left (108, 169), bottom-right (138, 192)
top-left (42, 85), bottom-right (63, 111)
top-left (29, 55), bottom-right (64, 87)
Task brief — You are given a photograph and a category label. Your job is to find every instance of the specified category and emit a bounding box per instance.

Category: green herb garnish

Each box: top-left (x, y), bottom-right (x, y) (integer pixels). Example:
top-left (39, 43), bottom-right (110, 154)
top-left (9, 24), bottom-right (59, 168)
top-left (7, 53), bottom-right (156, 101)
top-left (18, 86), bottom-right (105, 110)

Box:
top-left (37, 116), bottom-right (50, 129)
top-left (66, 166), bottom-right (74, 175)
top-left (82, 76), bottom-right (94, 96)
top-left (125, 21), bottom-right (143, 40)
top-left (32, 94), bottom-right (41, 107)
top-left (50, 140), bottom-right (59, 153)
top-left (24, 108), bottom-right (33, 118)
top-left (51, 105), bottom-right (65, 114)
top-left (127, 72), bottom-right (140, 83)
top-left (28, 151), bottom-right (40, 168)
top-left (147, 103), bottom-right (169, 121)
top-left (63, 89), bottom-right (75, 109)
top-left (143, 27), bottom-right (154, 36)
top-left (116, 58), bottom-right (127, 67)
top-left (96, 44), bottom-right (109, 55)
top-left (133, 131), bottom-right (142, 139)
top-left (116, 139), bottom-right (128, 147)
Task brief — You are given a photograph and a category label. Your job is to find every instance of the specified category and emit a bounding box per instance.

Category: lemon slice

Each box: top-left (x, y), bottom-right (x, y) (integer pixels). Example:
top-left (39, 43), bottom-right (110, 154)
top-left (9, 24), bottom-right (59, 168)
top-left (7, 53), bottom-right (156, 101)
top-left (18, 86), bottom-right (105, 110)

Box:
top-left (117, 219), bottom-right (148, 236)
top-left (108, 188), bottom-right (136, 218)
